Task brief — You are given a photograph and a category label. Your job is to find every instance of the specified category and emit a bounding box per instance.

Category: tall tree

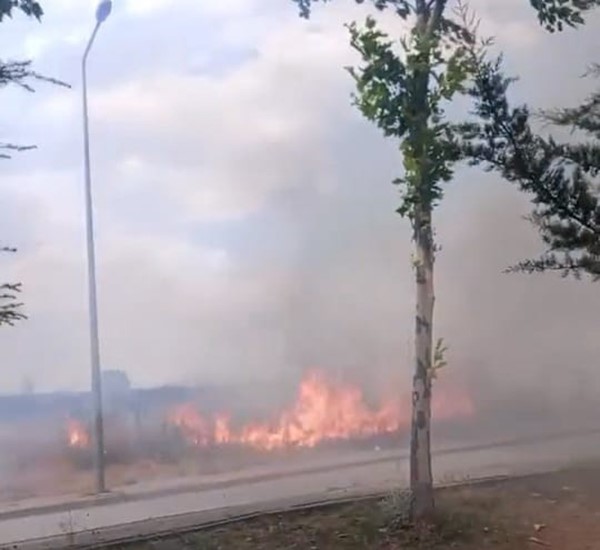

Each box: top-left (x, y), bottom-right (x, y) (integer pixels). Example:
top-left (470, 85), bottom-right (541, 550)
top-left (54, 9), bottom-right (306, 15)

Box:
top-left (291, 0), bottom-right (600, 519)
top-left (348, 6), bottom-right (466, 519)
top-left (293, 0), bottom-right (478, 520)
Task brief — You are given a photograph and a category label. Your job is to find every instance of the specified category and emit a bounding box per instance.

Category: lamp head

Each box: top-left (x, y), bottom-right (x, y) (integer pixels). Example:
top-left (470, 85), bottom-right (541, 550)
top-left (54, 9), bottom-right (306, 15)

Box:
top-left (96, 0), bottom-right (112, 23)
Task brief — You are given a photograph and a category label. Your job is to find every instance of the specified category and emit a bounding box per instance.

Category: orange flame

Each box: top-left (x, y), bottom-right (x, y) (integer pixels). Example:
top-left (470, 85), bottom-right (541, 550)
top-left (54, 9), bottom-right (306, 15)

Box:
top-left (67, 418), bottom-right (90, 449)
top-left (167, 369), bottom-right (474, 451)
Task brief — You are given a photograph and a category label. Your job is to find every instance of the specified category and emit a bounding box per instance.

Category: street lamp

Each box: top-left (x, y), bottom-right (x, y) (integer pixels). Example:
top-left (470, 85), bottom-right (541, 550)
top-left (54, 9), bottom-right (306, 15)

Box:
top-left (82, 0), bottom-right (112, 495)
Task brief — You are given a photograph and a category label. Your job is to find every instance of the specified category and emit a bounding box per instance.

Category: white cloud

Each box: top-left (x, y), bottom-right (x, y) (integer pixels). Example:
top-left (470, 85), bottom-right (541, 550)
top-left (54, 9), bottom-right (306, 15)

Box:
top-left (70, 16), bottom-right (363, 220)
top-left (123, 0), bottom-right (258, 18)
top-left (124, 0), bottom-right (176, 16)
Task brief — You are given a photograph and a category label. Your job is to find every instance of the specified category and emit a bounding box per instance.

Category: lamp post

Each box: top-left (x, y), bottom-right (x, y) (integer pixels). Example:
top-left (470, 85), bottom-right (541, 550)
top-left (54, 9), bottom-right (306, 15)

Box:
top-left (82, 0), bottom-right (112, 494)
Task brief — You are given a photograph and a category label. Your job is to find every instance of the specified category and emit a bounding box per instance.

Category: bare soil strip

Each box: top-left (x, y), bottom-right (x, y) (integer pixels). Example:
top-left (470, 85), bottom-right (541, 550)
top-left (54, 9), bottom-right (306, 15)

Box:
top-left (114, 461), bottom-right (600, 550)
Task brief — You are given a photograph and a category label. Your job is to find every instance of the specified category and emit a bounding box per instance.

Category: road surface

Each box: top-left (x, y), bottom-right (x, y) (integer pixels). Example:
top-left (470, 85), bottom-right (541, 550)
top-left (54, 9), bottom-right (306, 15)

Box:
top-left (3, 431), bottom-right (600, 549)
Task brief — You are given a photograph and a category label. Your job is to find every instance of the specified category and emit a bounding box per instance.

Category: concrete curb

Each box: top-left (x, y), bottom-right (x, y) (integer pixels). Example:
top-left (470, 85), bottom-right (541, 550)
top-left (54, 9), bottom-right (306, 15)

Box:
top-left (0, 427), bottom-right (598, 522)
top-left (7, 469), bottom-right (553, 550)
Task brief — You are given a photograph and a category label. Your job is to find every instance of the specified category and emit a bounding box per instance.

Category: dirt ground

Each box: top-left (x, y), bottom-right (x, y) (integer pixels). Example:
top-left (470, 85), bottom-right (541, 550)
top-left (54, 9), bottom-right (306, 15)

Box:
top-left (1, 450), bottom-right (279, 502)
top-left (114, 461), bottom-right (600, 550)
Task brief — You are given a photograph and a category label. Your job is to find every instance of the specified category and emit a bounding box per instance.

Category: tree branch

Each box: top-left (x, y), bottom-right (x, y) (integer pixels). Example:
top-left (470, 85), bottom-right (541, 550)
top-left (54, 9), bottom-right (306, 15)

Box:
top-left (0, 248), bottom-right (26, 327)
top-left (426, 0), bottom-right (447, 36)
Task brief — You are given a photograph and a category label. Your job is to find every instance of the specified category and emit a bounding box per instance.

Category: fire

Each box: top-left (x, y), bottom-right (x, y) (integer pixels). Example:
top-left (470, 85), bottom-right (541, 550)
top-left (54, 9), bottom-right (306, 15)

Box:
top-left (63, 370), bottom-right (474, 453)
top-left (167, 369), bottom-right (474, 451)
top-left (168, 403), bottom-right (211, 446)
top-left (237, 371), bottom-right (408, 449)
top-left (66, 418), bottom-right (90, 449)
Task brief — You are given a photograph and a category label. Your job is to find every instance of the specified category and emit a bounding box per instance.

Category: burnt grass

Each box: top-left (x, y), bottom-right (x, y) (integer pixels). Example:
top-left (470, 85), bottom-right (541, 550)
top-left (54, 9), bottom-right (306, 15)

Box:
top-left (116, 461), bottom-right (600, 550)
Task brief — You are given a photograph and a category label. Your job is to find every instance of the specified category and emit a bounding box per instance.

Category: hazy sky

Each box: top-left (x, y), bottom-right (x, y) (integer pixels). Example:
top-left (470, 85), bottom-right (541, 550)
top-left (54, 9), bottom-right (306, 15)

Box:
top-left (0, 0), bottom-right (598, 395)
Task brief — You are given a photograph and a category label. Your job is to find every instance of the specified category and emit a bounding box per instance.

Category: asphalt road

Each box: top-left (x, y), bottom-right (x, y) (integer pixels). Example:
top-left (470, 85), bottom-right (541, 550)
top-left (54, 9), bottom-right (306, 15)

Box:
top-left (3, 430), bottom-right (600, 549)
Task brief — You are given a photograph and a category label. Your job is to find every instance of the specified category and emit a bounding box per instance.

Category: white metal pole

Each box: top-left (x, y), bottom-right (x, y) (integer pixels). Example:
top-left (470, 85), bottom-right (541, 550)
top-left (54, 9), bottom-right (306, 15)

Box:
top-left (82, 18), bottom-right (106, 495)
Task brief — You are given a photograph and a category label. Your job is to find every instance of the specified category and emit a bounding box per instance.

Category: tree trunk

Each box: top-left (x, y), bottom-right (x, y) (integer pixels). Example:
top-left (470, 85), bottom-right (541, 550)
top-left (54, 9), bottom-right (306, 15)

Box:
top-left (407, 0), bottom-right (446, 522)
top-left (410, 205), bottom-right (435, 520)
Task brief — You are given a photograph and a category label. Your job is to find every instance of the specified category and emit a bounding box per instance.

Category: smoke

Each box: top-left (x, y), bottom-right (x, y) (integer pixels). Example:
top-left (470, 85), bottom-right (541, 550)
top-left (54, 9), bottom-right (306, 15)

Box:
top-left (0, 0), bottom-right (598, 415)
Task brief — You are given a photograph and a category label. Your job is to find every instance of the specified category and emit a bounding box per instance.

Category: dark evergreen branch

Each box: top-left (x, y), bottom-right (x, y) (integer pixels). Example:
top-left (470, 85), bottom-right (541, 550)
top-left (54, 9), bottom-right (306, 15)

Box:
top-left (291, 0), bottom-right (600, 28)
top-left (0, 59), bottom-right (70, 91)
top-left (459, 47), bottom-right (600, 279)
top-left (0, 3), bottom-right (51, 326)
top-left (0, 143), bottom-right (37, 159)
top-left (529, 0), bottom-right (600, 31)
top-left (506, 253), bottom-right (600, 280)
top-left (0, 248), bottom-right (26, 327)
top-left (542, 66), bottom-right (600, 138)
top-left (292, 0), bottom-right (414, 19)
top-left (0, 0), bottom-right (43, 21)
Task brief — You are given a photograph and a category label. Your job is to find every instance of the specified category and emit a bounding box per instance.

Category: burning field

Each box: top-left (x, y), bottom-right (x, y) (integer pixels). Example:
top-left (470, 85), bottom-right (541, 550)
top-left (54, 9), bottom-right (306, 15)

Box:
top-left (3, 366), bottom-right (597, 504)
top-left (0, 369), bottom-right (474, 503)
top-left (67, 369), bottom-right (474, 455)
